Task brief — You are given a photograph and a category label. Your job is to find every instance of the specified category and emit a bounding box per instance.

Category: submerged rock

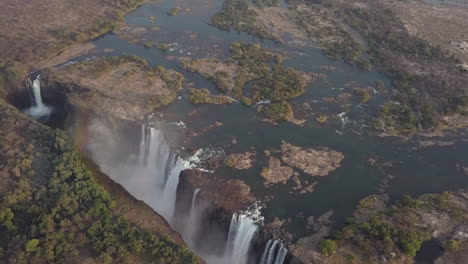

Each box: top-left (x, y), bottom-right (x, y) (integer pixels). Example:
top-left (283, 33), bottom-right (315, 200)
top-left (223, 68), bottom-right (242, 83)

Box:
top-left (280, 142), bottom-right (344, 177)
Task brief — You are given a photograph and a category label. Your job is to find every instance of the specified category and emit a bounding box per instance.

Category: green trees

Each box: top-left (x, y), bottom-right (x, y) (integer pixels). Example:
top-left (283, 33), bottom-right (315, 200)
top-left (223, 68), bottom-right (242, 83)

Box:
top-left (318, 239), bottom-right (337, 256)
top-left (443, 239), bottom-right (460, 252)
top-left (25, 239), bottom-right (40, 253)
top-left (167, 7), bottom-right (180, 16)
top-left (261, 102), bottom-right (293, 120)
top-left (0, 129), bottom-right (198, 263)
top-left (398, 231), bottom-right (424, 257)
top-left (210, 0), bottom-right (278, 40)
top-left (0, 207), bottom-right (14, 230)
top-left (252, 65), bottom-right (306, 101)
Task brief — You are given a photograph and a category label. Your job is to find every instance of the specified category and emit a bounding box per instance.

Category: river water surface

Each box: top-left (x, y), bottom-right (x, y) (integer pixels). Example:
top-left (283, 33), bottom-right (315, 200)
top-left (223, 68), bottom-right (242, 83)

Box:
top-left (61, 0), bottom-right (468, 262)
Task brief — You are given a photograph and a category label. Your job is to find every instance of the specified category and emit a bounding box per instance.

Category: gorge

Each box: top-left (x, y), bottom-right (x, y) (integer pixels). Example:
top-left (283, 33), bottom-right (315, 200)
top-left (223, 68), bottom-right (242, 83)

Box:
top-left (1, 0), bottom-right (468, 263)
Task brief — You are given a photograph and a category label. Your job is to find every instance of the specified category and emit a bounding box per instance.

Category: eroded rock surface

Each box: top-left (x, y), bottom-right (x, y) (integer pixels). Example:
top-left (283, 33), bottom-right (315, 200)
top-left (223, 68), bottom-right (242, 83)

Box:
top-left (224, 151), bottom-right (256, 170)
top-left (45, 56), bottom-right (184, 121)
top-left (180, 169), bottom-right (256, 212)
top-left (280, 142), bottom-right (344, 176)
top-left (261, 156), bottom-right (294, 184)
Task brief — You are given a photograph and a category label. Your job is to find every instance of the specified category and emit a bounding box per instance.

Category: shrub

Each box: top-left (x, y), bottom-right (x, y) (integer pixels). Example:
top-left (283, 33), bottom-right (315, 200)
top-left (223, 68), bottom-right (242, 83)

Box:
top-left (261, 101), bottom-right (293, 121)
top-left (158, 43), bottom-right (170, 51)
top-left (240, 96), bottom-right (252, 106)
top-left (144, 41), bottom-right (153, 48)
top-left (167, 7), bottom-right (180, 16)
top-left (318, 239), bottom-right (337, 256)
top-left (443, 239), bottom-right (460, 252)
top-left (398, 230), bottom-right (425, 257)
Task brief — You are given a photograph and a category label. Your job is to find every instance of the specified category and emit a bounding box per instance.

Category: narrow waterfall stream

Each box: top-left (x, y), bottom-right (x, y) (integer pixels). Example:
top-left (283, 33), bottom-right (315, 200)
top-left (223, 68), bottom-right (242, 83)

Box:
top-left (260, 239), bottom-right (288, 264)
top-left (225, 213), bottom-right (259, 264)
top-left (24, 75), bottom-right (52, 118)
top-left (88, 120), bottom-right (286, 264)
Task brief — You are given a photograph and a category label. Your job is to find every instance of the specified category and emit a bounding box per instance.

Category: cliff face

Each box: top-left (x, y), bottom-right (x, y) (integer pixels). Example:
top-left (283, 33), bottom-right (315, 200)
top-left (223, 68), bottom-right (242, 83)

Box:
top-left (0, 103), bottom-right (199, 263)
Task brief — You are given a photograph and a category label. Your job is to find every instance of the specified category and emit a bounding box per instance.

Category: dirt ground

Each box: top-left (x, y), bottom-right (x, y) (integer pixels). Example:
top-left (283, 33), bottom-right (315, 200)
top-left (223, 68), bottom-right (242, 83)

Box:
top-left (385, 0), bottom-right (468, 65)
top-left (0, 0), bottom-right (146, 72)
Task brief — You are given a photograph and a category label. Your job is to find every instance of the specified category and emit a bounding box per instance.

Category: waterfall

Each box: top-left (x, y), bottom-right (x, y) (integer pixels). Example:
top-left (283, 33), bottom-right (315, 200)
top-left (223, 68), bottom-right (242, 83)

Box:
top-left (161, 157), bottom-right (188, 221)
top-left (24, 75), bottom-right (52, 118)
top-left (260, 239), bottom-right (288, 264)
top-left (266, 240), bottom-right (279, 264)
top-left (223, 204), bottom-right (264, 264)
top-left (186, 188), bottom-right (200, 244)
top-left (136, 125), bottom-right (193, 221)
top-left (275, 246), bottom-right (287, 264)
top-left (89, 120), bottom-right (275, 264)
top-left (189, 188), bottom-right (200, 225)
top-left (260, 240), bottom-right (272, 264)
top-left (225, 213), bottom-right (258, 264)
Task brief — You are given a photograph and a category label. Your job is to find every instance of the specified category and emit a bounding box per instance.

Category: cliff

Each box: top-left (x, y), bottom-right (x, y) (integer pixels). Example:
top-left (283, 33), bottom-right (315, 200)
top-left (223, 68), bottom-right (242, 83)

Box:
top-left (0, 103), bottom-right (199, 263)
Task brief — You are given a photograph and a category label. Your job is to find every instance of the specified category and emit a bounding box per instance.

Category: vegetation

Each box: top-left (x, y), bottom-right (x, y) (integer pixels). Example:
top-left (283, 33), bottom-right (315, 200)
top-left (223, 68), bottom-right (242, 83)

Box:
top-left (336, 3), bottom-right (468, 131)
top-left (318, 239), bottom-right (337, 256)
top-left (260, 101), bottom-right (293, 121)
top-left (0, 115), bottom-right (199, 264)
top-left (189, 88), bottom-right (233, 104)
top-left (353, 88), bottom-right (371, 104)
top-left (167, 7), bottom-right (180, 16)
top-left (0, 59), bottom-right (17, 86)
top-left (253, 0), bottom-right (279, 8)
top-left (210, 0), bottom-right (278, 40)
top-left (224, 155), bottom-right (239, 168)
top-left (49, 0), bottom-right (146, 51)
top-left (288, 3), bottom-right (369, 69)
top-left (443, 239), bottom-right (460, 252)
top-left (328, 191), bottom-right (468, 261)
top-left (252, 64), bottom-right (306, 101)
top-left (158, 43), bottom-right (170, 51)
top-left (180, 42), bottom-right (308, 109)
top-left (316, 115), bottom-right (327, 123)
top-left (240, 96), bottom-right (252, 106)
top-left (144, 41), bottom-right (153, 48)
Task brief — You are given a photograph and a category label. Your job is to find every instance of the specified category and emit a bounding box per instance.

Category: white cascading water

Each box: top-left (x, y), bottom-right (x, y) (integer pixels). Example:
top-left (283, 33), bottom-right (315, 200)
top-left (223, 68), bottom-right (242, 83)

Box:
top-left (186, 188), bottom-right (200, 244)
top-left (275, 246), bottom-right (288, 264)
top-left (137, 125), bottom-right (193, 220)
top-left (260, 239), bottom-right (288, 264)
top-left (92, 124), bottom-right (193, 221)
top-left (24, 75), bottom-right (52, 118)
top-left (188, 188), bottom-right (200, 226)
top-left (225, 213), bottom-right (258, 264)
top-left (89, 120), bottom-right (270, 264)
top-left (223, 204), bottom-right (264, 264)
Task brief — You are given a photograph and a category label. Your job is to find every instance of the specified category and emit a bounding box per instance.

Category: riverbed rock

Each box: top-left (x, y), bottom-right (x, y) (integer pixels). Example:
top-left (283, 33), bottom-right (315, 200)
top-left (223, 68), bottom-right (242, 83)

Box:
top-left (44, 55), bottom-right (184, 121)
top-left (280, 142), bottom-right (344, 177)
top-left (179, 169), bottom-right (256, 212)
top-left (224, 151), bottom-right (256, 170)
top-left (261, 157), bottom-right (294, 185)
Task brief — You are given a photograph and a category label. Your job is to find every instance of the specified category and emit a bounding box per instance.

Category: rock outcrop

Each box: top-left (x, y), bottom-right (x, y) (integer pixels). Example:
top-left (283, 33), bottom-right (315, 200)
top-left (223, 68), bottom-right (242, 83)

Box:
top-left (179, 169), bottom-right (256, 212)
top-left (224, 151), bottom-right (256, 170)
top-left (44, 55), bottom-right (184, 121)
top-left (280, 142), bottom-right (344, 177)
top-left (261, 156), bottom-right (294, 184)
